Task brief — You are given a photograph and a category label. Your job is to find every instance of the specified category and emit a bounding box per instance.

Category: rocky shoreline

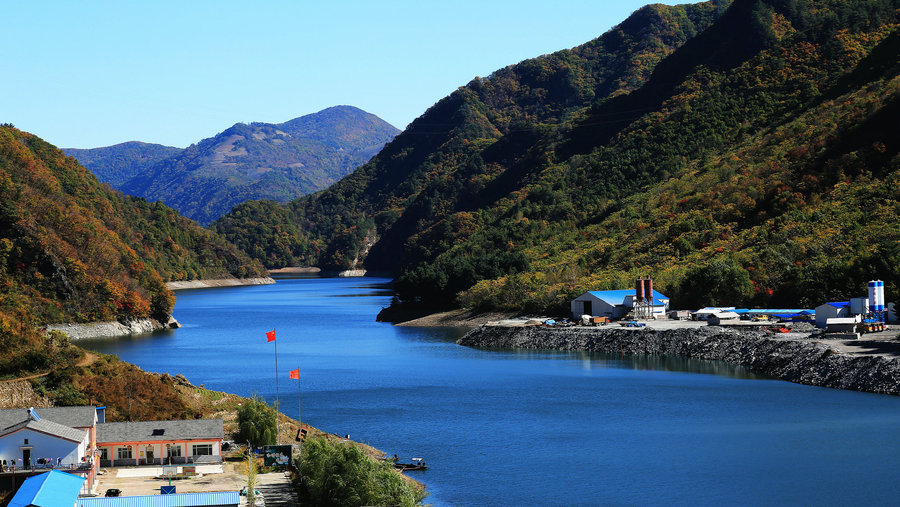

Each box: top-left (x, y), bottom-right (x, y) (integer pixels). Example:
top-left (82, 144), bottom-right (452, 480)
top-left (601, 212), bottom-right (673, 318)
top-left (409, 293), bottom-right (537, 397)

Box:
top-left (46, 317), bottom-right (180, 340)
top-left (165, 277), bottom-right (275, 290)
top-left (457, 325), bottom-right (900, 395)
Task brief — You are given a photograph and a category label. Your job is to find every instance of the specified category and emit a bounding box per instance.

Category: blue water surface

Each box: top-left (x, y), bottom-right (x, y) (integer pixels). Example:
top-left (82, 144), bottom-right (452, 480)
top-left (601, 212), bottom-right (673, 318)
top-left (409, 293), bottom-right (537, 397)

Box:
top-left (79, 276), bottom-right (900, 506)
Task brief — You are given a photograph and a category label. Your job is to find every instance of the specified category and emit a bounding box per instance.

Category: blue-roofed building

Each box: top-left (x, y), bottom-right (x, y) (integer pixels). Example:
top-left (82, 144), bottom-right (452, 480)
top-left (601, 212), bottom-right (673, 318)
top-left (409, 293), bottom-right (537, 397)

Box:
top-left (8, 469), bottom-right (84, 507)
top-left (815, 302), bottom-right (850, 328)
top-left (571, 290), bottom-right (669, 320)
top-left (76, 491), bottom-right (240, 507)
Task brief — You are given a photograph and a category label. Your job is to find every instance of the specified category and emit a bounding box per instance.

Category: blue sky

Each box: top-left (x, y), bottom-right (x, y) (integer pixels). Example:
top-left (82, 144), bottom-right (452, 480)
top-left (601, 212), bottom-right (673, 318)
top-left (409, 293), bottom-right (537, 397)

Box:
top-left (2, 1), bottom-right (659, 148)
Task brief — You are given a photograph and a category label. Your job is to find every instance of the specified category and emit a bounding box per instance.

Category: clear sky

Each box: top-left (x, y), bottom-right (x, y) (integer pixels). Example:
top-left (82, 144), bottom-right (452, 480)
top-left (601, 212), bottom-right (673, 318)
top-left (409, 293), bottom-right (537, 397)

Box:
top-left (2, 0), bottom-right (659, 149)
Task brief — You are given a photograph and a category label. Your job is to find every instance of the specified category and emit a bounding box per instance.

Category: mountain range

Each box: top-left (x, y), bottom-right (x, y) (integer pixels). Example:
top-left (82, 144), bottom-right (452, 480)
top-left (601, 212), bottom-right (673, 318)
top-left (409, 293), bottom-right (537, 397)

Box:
top-left (214, 0), bottom-right (899, 314)
top-left (65, 105), bottom-right (399, 225)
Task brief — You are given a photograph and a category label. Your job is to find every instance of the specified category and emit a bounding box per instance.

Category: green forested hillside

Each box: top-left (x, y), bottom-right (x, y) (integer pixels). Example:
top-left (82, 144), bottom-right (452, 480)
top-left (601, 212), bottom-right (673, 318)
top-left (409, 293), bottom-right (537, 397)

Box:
top-left (63, 142), bottom-right (181, 186)
top-left (214, 0), bottom-right (731, 269)
top-left (217, 0), bottom-right (899, 314)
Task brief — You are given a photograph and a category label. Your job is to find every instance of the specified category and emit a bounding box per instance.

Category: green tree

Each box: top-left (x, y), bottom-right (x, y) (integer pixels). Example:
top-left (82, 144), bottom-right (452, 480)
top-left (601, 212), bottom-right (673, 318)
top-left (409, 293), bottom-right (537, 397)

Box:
top-left (235, 394), bottom-right (277, 449)
top-left (673, 259), bottom-right (754, 309)
top-left (296, 437), bottom-right (426, 507)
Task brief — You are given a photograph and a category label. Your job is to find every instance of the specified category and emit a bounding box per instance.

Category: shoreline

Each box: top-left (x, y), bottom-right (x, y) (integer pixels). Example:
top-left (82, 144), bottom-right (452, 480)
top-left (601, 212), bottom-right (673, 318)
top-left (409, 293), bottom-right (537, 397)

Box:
top-left (395, 308), bottom-right (519, 328)
top-left (165, 276), bottom-right (275, 290)
top-left (457, 325), bottom-right (900, 395)
top-left (267, 266), bottom-right (321, 274)
top-left (46, 317), bottom-right (180, 340)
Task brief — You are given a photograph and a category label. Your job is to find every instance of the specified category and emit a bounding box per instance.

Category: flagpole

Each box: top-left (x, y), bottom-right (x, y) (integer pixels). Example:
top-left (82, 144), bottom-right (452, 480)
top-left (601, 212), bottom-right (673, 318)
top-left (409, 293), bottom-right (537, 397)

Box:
top-left (297, 364), bottom-right (303, 429)
top-left (274, 327), bottom-right (279, 443)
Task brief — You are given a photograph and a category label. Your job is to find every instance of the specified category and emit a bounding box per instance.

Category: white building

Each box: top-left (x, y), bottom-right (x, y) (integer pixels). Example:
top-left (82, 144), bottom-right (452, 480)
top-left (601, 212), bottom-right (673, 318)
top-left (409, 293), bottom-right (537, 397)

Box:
top-left (0, 413), bottom-right (89, 470)
top-left (692, 307), bottom-right (736, 321)
top-left (707, 311), bottom-right (740, 325)
top-left (0, 407), bottom-right (97, 471)
top-left (571, 290), bottom-right (669, 320)
top-left (96, 419), bottom-right (224, 466)
top-left (815, 302), bottom-right (850, 328)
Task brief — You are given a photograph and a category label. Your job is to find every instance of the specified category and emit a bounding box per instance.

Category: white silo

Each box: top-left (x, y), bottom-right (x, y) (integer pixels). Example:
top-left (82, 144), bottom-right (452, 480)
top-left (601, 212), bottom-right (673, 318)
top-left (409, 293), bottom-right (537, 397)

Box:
top-left (868, 280), bottom-right (885, 320)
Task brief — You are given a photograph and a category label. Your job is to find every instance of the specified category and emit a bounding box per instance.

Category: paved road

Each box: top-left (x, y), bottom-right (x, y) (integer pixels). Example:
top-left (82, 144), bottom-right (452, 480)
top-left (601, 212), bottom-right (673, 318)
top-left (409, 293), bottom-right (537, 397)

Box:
top-left (256, 472), bottom-right (298, 506)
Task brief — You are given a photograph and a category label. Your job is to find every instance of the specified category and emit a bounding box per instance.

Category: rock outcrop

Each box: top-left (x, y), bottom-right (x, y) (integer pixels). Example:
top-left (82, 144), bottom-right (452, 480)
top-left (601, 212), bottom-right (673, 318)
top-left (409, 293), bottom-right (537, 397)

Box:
top-left (458, 326), bottom-right (900, 395)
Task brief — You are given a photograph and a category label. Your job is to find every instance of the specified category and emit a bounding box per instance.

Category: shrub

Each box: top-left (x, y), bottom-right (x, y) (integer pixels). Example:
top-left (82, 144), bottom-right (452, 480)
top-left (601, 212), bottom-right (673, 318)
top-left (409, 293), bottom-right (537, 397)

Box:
top-left (295, 437), bottom-right (427, 507)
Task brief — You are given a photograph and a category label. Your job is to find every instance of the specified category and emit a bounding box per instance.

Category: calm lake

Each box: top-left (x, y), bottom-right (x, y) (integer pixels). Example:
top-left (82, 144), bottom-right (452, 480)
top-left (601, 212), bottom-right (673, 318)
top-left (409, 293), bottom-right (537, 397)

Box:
top-left (80, 276), bottom-right (900, 506)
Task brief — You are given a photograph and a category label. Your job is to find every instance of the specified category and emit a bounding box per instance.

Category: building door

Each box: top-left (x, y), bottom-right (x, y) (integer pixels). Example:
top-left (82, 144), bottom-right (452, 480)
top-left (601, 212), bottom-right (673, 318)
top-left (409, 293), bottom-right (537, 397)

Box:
top-left (146, 446), bottom-right (154, 463)
top-left (583, 300), bottom-right (592, 316)
top-left (22, 448), bottom-right (30, 468)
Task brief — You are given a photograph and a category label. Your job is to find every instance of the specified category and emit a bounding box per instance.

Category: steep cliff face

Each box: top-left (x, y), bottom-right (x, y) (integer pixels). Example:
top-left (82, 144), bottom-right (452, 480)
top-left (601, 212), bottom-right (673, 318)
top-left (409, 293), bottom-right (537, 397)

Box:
top-left (458, 326), bottom-right (900, 395)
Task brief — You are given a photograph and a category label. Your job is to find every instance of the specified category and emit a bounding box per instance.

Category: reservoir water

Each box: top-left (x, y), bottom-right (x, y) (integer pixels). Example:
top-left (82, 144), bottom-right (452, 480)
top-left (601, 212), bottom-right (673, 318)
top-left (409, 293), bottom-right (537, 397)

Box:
top-left (80, 276), bottom-right (900, 506)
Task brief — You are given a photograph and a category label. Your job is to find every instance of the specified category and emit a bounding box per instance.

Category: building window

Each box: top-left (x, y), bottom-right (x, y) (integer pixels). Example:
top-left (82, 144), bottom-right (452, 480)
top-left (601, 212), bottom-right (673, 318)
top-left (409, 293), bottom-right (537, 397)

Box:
top-left (192, 444), bottom-right (213, 456)
top-left (24, 438), bottom-right (29, 445)
top-left (167, 445), bottom-right (182, 457)
top-left (99, 448), bottom-right (108, 460)
top-left (117, 447), bottom-right (132, 460)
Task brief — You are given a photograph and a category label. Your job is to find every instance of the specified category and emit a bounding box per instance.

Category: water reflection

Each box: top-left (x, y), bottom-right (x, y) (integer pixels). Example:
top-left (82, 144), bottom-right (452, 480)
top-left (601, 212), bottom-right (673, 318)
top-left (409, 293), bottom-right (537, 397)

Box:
top-left (495, 348), bottom-right (762, 379)
top-left (77, 329), bottom-right (175, 349)
top-left (393, 325), bottom-right (471, 343)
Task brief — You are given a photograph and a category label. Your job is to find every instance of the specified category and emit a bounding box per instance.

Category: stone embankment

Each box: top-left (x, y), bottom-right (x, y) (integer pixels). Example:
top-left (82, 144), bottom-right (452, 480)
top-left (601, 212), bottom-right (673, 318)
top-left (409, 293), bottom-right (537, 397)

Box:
top-left (0, 381), bottom-right (50, 409)
top-left (458, 326), bottom-right (900, 395)
top-left (46, 317), bottom-right (180, 340)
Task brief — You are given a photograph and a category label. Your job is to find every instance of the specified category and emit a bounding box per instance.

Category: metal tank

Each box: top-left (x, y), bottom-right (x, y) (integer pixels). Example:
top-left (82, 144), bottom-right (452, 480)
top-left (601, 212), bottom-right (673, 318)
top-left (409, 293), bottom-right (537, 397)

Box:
top-left (869, 280), bottom-right (885, 321)
top-left (636, 278), bottom-right (645, 302)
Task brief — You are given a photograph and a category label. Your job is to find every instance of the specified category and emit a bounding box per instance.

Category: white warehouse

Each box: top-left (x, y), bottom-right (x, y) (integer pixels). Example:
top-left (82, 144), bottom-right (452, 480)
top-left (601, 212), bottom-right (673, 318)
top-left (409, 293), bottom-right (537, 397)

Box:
top-left (571, 289), bottom-right (669, 320)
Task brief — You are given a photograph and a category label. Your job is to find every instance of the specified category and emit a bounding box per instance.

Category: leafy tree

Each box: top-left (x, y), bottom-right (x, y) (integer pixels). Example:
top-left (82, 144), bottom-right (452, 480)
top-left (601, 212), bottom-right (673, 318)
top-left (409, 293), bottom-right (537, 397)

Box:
top-left (673, 260), bottom-right (754, 308)
top-left (295, 437), bottom-right (426, 507)
top-left (235, 394), bottom-right (277, 449)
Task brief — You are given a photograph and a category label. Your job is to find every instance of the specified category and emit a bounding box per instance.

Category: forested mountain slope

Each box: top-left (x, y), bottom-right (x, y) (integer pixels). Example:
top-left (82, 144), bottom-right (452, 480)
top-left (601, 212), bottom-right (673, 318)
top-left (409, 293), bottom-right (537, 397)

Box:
top-left (217, 0), bottom-right (899, 314)
top-left (63, 141), bottom-right (181, 186)
top-left (214, 0), bottom-right (731, 268)
top-left (109, 106), bottom-right (399, 225)
top-left (0, 126), bottom-right (266, 415)
top-left (0, 125), bottom-right (266, 326)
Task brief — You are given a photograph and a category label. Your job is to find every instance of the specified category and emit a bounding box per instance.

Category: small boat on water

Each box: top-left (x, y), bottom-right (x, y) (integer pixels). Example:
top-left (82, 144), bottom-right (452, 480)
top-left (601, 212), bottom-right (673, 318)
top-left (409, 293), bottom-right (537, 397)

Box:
top-left (391, 456), bottom-right (428, 471)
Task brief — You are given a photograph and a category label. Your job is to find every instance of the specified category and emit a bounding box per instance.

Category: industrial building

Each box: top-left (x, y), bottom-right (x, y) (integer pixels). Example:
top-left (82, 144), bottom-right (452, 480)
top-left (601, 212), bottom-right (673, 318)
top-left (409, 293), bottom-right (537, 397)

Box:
top-left (813, 280), bottom-right (889, 331)
top-left (571, 278), bottom-right (669, 320)
top-left (815, 302), bottom-right (850, 328)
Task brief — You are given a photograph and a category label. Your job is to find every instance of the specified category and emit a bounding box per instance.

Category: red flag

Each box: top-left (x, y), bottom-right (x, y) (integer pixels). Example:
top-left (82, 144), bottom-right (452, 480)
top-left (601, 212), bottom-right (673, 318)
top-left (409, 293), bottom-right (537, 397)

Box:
top-left (266, 329), bottom-right (276, 342)
top-left (289, 368), bottom-right (299, 379)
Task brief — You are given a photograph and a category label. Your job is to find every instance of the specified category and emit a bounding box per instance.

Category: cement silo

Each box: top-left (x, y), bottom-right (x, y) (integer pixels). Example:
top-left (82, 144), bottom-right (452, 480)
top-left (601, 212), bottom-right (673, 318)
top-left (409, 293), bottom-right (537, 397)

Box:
top-left (868, 280), bottom-right (885, 321)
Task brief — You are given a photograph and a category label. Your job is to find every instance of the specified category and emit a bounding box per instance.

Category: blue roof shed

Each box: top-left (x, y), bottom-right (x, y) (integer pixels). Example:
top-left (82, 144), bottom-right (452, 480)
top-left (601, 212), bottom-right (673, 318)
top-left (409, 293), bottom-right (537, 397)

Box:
top-left (572, 289), bottom-right (670, 319)
top-left (8, 470), bottom-right (85, 507)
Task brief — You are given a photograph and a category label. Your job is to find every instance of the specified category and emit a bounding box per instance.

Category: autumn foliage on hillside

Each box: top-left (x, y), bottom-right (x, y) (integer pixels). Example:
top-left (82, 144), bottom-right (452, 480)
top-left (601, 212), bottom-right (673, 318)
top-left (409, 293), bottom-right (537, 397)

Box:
top-left (214, 0), bottom-right (732, 271)
top-left (219, 0), bottom-right (898, 314)
top-left (0, 126), bottom-right (265, 325)
top-left (0, 126), bottom-right (265, 416)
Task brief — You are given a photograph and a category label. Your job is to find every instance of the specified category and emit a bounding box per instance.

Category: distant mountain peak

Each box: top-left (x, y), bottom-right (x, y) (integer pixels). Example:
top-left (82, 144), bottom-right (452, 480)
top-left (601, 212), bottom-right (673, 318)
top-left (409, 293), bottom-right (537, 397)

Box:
top-left (67, 106), bottom-right (399, 225)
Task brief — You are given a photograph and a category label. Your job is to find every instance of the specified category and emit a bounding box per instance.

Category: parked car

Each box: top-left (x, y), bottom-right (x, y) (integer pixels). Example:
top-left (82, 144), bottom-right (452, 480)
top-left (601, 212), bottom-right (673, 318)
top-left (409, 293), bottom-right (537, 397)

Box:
top-left (105, 489), bottom-right (121, 497)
